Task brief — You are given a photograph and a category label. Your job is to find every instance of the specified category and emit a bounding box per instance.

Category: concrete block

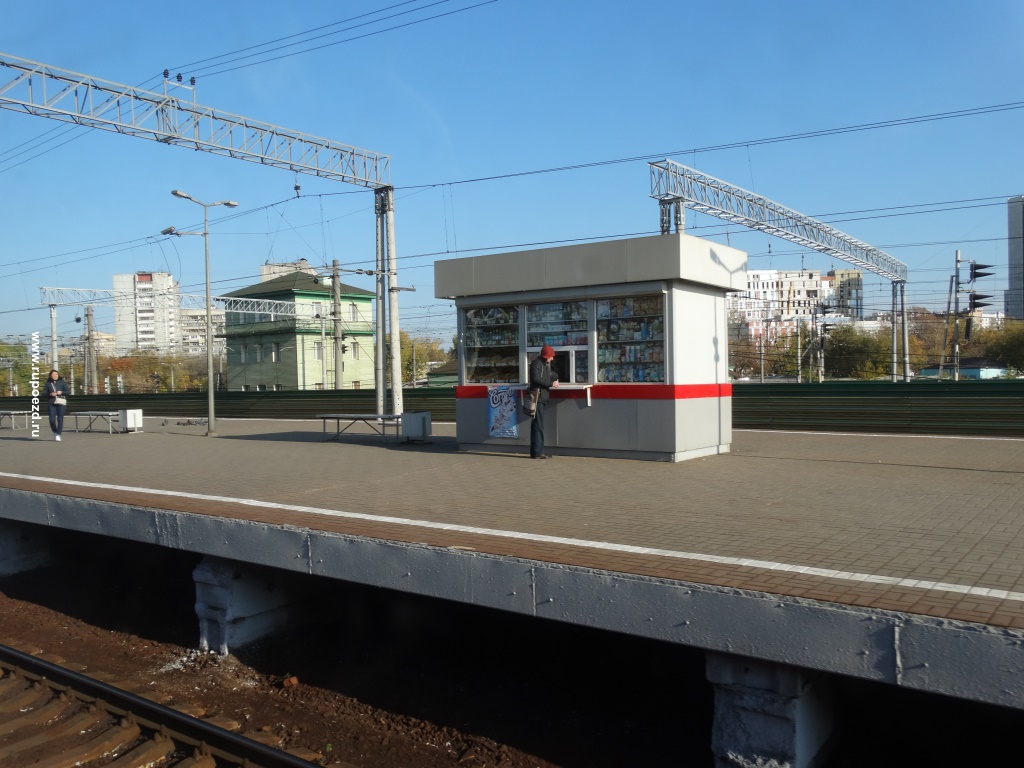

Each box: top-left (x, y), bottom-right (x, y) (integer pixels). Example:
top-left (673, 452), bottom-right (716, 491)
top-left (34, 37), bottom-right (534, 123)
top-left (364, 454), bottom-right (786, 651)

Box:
top-left (708, 653), bottom-right (833, 768)
top-left (193, 555), bottom-right (308, 655)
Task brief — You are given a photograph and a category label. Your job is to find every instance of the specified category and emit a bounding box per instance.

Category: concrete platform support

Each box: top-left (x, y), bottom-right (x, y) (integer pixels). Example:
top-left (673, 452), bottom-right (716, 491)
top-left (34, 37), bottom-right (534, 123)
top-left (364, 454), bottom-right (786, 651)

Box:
top-left (707, 653), bottom-right (834, 768)
top-left (0, 519), bottom-right (52, 577)
top-left (193, 556), bottom-right (306, 655)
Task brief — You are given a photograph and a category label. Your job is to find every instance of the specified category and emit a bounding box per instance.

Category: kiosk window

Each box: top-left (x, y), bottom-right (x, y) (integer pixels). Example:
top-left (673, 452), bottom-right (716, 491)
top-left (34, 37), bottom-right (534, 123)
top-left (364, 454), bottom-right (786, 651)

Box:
top-left (463, 305), bottom-right (520, 384)
top-left (596, 295), bottom-right (665, 383)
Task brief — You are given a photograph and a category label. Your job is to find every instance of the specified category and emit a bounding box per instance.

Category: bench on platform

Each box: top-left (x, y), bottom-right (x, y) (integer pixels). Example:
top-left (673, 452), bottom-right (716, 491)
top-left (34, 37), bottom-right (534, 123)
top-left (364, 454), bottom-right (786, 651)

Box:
top-left (71, 411), bottom-right (120, 434)
top-left (316, 413), bottom-right (402, 441)
top-left (0, 411), bottom-right (30, 430)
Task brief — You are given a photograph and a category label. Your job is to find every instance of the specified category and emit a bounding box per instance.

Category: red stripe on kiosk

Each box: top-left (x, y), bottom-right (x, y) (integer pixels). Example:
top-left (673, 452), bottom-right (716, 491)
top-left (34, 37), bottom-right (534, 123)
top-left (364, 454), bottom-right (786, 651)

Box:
top-left (455, 384), bottom-right (732, 400)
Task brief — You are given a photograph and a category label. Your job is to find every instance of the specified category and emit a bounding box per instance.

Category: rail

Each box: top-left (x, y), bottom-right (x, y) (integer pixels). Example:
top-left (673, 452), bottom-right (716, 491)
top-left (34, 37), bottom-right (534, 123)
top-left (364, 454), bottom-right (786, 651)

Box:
top-left (0, 643), bottom-right (318, 767)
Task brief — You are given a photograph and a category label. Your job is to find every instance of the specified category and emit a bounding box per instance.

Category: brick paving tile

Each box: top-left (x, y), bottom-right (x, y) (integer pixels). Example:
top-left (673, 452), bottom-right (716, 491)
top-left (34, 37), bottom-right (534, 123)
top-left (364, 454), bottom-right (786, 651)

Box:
top-left (4, 424), bottom-right (1024, 630)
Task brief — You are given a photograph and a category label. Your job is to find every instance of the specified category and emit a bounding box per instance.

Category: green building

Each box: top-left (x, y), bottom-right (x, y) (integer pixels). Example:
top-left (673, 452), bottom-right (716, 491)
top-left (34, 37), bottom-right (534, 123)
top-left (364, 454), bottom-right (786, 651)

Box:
top-left (223, 272), bottom-right (374, 390)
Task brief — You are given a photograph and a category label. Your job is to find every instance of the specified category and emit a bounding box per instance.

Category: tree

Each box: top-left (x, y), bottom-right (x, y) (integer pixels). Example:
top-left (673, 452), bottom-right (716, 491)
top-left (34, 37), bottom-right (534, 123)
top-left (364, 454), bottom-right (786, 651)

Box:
top-left (823, 325), bottom-right (888, 379)
top-left (385, 332), bottom-right (450, 385)
top-left (982, 324), bottom-right (1024, 372)
top-left (0, 342), bottom-right (34, 397)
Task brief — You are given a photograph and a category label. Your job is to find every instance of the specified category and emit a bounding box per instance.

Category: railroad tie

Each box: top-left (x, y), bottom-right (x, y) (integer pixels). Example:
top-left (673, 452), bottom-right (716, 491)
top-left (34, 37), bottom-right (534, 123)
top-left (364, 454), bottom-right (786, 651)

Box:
top-left (25, 717), bottom-right (142, 768)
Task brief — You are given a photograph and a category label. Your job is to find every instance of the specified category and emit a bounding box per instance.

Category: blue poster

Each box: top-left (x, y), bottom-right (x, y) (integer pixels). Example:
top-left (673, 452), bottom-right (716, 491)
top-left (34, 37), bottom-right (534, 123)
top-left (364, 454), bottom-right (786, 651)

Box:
top-left (487, 386), bottom-right (519, 438)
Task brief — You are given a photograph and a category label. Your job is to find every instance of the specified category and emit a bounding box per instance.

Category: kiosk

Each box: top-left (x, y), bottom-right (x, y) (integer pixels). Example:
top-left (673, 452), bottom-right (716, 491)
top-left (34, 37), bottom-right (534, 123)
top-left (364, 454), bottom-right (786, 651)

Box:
top-left (435, 233), bottom-right (747, 461)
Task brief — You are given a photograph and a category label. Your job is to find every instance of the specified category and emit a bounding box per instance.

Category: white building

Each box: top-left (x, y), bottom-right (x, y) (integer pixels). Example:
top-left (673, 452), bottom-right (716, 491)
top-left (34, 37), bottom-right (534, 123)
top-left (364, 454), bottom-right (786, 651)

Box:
top-left (731, 269), bottom-right (823, 337)
top-left (179, 308), bottom-right (226, 356)
top-left (113, 272), bottom-right (180, 354)
top-left (731, 267), bottom-right (863, 337)
top-left (260, 258), bottom-right (318, 282)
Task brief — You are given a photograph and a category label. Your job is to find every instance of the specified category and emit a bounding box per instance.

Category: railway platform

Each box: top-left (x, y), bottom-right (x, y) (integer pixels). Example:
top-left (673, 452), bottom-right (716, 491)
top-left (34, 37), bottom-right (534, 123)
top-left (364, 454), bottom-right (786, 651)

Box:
top-left (1, 418), bottom-right (1023, 768)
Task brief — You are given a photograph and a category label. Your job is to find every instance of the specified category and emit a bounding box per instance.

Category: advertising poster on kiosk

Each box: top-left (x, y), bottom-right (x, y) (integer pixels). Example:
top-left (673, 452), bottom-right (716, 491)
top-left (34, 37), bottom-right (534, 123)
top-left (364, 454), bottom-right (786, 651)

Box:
top-left (487, 386), bottom-right (519, 438)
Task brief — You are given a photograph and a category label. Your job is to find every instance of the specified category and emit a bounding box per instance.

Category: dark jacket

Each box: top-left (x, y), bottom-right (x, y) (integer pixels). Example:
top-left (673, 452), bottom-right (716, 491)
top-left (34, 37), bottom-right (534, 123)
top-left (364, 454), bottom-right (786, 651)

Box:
top-left (529, 356), bottom-right (558, 404)
top-left (44, 377), bottom-right (70, 404)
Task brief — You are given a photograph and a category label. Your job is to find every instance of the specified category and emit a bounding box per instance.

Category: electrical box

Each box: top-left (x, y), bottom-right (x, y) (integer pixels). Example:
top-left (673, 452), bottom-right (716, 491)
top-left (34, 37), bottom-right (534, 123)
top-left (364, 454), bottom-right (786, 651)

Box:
top-left (118, 409), bottom-right (144, 433)
top-left (401, 411), bottom-right (431, 441)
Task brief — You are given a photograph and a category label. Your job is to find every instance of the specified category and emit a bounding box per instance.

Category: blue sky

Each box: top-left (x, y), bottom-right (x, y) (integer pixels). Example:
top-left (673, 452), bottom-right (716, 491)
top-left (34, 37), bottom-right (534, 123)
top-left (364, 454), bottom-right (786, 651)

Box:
top-left (2, 0), bottom-right (1022, 347)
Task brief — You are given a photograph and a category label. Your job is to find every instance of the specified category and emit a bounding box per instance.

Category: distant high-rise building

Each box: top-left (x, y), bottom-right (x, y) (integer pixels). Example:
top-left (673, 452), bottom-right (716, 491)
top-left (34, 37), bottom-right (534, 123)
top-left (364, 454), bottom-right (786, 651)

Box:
top-left (113, 272), bottom-right (179, 354)
top-left (828, 269), bottom-right (864, 319)
top-left (731, 269), bottom-right (824, 337)
top-left (179, 308), bottom-right (226, 356)
top-left (1005, 196), bottom-right (1024, 319)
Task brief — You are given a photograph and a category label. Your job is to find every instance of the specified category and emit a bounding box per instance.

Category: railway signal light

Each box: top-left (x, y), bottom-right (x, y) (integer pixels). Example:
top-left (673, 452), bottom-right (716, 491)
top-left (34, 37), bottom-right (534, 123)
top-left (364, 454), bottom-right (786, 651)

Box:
top-left (970, 263), bottom-right (994, 281)
top-left (968, 292), bottom-right (992, 312)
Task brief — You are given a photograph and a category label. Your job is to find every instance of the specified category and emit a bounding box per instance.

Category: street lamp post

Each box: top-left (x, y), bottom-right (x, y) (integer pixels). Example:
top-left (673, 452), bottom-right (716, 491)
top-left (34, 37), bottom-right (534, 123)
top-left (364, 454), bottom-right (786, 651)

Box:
top-left (162, 190), bottom-right (238, 437)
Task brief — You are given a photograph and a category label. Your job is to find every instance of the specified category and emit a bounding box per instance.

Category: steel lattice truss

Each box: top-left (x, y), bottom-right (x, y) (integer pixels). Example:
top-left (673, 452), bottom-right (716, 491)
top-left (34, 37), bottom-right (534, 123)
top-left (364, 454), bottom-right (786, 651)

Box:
top-left (0, 53), bottom-right (390, 188)
top-left (40, 288), bottom-right (319, 319)
top-left (649, 159), bottom-right (907, 282)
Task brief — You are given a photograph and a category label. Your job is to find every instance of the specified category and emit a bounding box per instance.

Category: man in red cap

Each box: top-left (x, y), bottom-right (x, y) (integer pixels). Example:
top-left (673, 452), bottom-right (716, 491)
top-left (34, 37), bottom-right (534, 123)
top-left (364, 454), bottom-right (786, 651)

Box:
top-left (528, 345), bottom-right (559, 459)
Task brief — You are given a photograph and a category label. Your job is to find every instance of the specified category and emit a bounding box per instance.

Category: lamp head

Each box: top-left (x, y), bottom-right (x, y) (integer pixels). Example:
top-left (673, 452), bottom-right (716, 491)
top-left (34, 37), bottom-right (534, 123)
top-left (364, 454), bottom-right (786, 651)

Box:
top-left (160, 226), bottom-right (177, 236)
top-left (223, 201), bottom-right (239, 208)
top-left (171, 190), bottom-right (192, 201)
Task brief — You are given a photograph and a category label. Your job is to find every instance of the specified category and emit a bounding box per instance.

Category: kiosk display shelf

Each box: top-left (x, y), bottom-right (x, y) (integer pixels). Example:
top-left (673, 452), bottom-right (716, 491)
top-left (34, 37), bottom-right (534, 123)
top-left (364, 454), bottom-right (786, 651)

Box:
top-left (596, 295), bottom-right (665, 382)
top-left (526, 301), bottom-right (588, 347)
top-left (464, 305), bottom-right (521, 384)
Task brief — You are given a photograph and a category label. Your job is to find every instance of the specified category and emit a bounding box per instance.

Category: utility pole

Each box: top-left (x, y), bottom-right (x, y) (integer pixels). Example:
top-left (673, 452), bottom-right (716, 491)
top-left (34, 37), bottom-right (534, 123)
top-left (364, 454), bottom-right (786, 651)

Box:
top-left (952, 251), bottom-right (962, 382)
top-left (796, 324), bottom-right (802, 384)
top-left (49, 305), bottom-right (58, 370)
top-left (938, 275), bottom-right (954, 380)
top-left (375, 195), bottom-right (386, 415)
top-left (319, 315), bottom-right (328, 389)
top-left (381, 187), bottom-right (404, 416)
top-left (86, 306), bottom-right (98, 394)
top-left (332, 260), bottom-right (343, 390)
top-left (759, 332), bottom-right (764, 383)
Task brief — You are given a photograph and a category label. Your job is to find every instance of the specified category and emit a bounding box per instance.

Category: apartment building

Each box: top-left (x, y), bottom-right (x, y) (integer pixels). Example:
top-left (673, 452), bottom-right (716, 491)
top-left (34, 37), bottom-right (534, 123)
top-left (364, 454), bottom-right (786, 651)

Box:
top-left (731, 267), bottom-right (863, 337)
top-left (179, 308), bottom-right (226, 356)
top-left (113, 272), bottom-right (179, 354)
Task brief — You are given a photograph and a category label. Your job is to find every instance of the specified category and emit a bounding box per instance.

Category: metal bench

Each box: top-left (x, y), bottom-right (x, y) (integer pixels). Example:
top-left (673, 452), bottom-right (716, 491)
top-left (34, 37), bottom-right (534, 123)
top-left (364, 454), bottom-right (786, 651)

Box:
top-left (71, 411), bottom-right (120, 434)
top-left (316, 413), bottom-right (402, 441)
top-left (0, 410), bottom-right (30, 430)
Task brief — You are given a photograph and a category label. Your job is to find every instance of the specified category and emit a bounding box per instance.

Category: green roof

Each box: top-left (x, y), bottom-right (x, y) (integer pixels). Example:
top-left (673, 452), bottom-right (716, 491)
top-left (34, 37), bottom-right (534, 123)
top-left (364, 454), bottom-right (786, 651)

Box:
top-left (224, 271), bottom-right (373, 300)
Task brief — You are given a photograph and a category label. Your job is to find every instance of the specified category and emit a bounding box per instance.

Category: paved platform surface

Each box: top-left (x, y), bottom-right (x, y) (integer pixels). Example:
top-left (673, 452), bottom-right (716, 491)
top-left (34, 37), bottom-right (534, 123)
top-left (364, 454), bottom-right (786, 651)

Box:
top-left (2, 418), bottom-right (1023, 630)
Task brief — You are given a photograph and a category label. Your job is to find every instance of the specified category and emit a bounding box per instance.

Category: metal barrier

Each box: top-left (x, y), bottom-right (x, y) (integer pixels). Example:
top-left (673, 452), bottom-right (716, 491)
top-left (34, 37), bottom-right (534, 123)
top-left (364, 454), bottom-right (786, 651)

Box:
top-left (0, 388), bottom-right (458, 423)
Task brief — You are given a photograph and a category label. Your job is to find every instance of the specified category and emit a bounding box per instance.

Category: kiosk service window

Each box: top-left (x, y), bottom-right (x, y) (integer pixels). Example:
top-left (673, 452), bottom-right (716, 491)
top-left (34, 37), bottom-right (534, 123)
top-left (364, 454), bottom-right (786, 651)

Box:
top-left (462, 294), bottom-right (664, 385)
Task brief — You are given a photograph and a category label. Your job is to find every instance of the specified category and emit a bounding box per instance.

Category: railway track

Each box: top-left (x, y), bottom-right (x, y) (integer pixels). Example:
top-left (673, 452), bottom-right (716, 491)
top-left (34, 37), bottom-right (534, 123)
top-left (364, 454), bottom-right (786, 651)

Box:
top-left (0, 643), bottom-right (319, 768)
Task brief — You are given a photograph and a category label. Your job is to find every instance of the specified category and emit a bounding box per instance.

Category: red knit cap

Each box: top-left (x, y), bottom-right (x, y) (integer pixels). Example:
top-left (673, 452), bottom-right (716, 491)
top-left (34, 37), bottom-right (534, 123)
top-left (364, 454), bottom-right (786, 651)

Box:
top-left (540, 345), bottom-right (556, 359)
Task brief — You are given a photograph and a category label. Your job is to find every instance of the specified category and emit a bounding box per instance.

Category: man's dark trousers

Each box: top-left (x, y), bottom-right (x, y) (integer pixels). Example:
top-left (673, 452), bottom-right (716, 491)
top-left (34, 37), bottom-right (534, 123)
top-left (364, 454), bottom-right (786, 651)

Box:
top-left (530, 402), bottom-right (546, 458)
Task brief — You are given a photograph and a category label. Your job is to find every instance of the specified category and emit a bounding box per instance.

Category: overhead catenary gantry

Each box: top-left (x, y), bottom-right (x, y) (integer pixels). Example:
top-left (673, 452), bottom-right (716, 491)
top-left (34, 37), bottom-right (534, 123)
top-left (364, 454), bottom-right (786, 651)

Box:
top-left (40, 287), bottom-right (326, 394)
top-left (0, 52), bottom-right (403, 414)
top-left (650, 159), bottom-right (911, 381)
top-left (39, 287), bottom-right (320, 319)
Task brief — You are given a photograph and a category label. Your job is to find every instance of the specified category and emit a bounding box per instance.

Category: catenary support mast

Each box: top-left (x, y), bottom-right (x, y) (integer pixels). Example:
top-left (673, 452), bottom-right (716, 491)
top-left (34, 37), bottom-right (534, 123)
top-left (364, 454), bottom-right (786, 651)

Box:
top-left (2, 52), bottom-right (402, 413)
top-left (650, 159), bottom-right (911, 381)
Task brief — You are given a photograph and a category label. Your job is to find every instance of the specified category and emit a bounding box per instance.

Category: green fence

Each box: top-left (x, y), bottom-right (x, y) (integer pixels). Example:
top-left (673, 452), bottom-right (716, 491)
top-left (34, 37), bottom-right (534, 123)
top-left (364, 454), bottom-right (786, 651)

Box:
top-left (732, 380), bottom-right (1024, 437)
top-left (5, 381), bottom-right (1023, 437)
top-left (2, 388), bottom-right (457, 422)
